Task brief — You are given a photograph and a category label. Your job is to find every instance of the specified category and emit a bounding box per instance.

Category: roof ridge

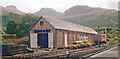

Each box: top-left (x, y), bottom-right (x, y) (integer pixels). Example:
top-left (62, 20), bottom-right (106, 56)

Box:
top-left (42, 16), bottom-right (98, 34)
top-left (43, 16), bottom-right (93, 29)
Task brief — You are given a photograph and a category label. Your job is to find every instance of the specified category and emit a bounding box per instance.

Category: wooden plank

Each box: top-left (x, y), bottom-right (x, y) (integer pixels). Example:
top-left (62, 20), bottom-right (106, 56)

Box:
top-left (48, 32), bottom-right (53, 48)
top-left (30, 33), bottom-right (37, 48)
top-left (65, 33), bottom-right (68, 47)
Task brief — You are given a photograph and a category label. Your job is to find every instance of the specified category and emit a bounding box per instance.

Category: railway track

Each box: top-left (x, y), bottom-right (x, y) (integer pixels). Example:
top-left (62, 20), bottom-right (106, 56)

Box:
top-left (2, 45), bottom-right (118, 59)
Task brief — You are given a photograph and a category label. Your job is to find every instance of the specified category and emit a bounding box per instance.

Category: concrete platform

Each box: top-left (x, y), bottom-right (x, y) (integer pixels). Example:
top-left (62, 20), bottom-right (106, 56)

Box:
top-left (88, 46), bottom-right (119, 59)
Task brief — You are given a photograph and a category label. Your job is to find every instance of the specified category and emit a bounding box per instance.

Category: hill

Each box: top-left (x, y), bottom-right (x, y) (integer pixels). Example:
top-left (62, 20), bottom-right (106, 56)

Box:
top-left (2, 13), bottom-right (21, 27)
top-left (34, 8), bottom-right (61, 17)
top-left (55, 5), bottom-right (118, 27)
top-left (0, 5), bottom-right (25, 15)
top-left (1, 5), bottom-right (118, 28)
top-left (61, 5), bottom-right (116, 16)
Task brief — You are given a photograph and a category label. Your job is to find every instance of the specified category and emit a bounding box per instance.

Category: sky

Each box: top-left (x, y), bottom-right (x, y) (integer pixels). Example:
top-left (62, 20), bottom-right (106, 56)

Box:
top-left (0, 0), bottom-right (119, 13)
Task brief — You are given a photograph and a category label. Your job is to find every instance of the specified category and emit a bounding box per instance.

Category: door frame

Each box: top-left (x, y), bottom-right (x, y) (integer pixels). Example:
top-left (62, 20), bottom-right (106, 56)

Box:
top-left (37, 33), bottom-right (48, 48)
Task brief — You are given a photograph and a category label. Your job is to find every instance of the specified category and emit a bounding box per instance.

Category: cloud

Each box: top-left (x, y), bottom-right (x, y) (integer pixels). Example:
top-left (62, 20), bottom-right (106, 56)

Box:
top-left (0, 0), bottom-right (119, 13)
top-left (106, 1), bottom-right (118, 10)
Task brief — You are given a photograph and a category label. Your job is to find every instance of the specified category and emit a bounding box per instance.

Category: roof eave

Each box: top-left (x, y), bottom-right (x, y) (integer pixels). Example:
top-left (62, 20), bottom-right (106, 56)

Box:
top-left (28, 16), bottom-right (43, 31)
top-left (55, 28), bottom-right (98, 34)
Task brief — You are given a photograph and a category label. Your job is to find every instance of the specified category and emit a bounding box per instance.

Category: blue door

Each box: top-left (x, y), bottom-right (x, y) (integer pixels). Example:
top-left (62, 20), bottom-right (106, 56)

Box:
top-left (38, 33), bottom-right (48, 48)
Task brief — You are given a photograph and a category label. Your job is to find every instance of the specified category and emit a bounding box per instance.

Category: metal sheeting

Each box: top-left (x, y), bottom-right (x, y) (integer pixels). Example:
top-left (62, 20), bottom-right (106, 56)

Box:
top-left (30, 33), bottom-right (37, 48)
top-left (48, 32), bottom-right (53, 48)
top-left (43, 16), bottom-right (98, 34)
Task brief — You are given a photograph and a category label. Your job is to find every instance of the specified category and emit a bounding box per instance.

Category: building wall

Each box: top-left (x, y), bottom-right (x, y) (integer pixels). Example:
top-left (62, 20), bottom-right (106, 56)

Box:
top-left (55, 30), bottom-right (98, 48)
top-left (56, 30), bottom-right (98, 48)
top-left (64, 31), bottom-right (69, 47)
top-left (77, 33), bottom-right (80, 41)
top-left (56, 30), bottom-right (76, 48)
top-left (29, 18), bottom-right (98, 48)
top-left (29, 18), bottom-right (54, 33)
top-left (29, 18), bottom-right (56, 48)
top-left (68, 31), bottom-right (73, 45)
top-left (94, 35), bottom-right (100, 42)
top-left (51, 29), bottom-right (56, 48)
top-left (88, 34), bottom-right (96, 43)
top-left (56, 30), bottom-right (64, 48)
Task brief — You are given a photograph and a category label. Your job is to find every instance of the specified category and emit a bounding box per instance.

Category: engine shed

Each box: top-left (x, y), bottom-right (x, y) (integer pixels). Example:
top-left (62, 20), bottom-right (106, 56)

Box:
top-left (29, 16), bottom-right (98, 48)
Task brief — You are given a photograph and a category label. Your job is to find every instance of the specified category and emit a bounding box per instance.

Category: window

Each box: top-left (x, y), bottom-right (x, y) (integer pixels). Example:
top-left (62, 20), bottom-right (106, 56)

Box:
top-left (48, 30), bottom-right (50, 32)
top-left (43, 30), bottom-right (45, 32)
top-left (40, 30), bottom-right (42, 32)
top-left (46, 30), bottom-right (50, 32)
top-left (73, 43), bottom-right (77, 45)
top-left (80, 38), bottom-right (82, 41)
top-left (34, 30), bottom-right (50, 33)
top-left (40, 21), bottom-right (44, 26)
top-left (34, 30), bottom-right (37, 33)
top-left (46, 30), bottom-right (48, 32)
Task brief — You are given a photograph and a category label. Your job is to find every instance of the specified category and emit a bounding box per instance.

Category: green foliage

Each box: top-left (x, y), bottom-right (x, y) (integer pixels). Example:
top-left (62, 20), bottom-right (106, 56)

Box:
top-left (94, 27), bottom-right (118, 39)
top-left (6, 19), bottom-right (17, 34)
top-left (60, 12), bottom-right (118, 27)
top-left (15, 14), bottom-right (39, 38)
top-left (2, 13), bottom-right (20, 27)
top-left (2, 13), bottom-right (39, 39)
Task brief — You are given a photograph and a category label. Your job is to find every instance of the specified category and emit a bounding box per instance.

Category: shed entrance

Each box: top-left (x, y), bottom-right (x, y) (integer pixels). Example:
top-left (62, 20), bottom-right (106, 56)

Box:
top-left (38, 33), bottom-right (48, 48)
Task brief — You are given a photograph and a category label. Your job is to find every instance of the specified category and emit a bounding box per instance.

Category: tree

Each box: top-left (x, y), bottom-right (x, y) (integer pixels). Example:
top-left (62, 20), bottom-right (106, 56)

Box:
top-left (6, 19), bottom-right (17, 34)
top-left (106, 28), bottom-right (110, 32)
top-left (16, 14), bottom-right (39, 38)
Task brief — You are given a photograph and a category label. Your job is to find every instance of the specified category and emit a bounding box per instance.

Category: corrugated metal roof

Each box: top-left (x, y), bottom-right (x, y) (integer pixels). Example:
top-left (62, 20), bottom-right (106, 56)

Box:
top-left (43, 16), bottom-right (98, 34)
top-left (29, 16), bottom-right (98, 34)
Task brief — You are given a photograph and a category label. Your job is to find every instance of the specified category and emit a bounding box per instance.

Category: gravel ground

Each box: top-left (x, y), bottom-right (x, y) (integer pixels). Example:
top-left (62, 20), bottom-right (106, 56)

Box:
top-left (88, 46), bottom-right (120, 59)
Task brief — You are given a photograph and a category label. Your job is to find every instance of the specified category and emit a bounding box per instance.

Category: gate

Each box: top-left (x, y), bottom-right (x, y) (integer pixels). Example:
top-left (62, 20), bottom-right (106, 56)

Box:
top-left (38, 33), bottom-right (48, 48)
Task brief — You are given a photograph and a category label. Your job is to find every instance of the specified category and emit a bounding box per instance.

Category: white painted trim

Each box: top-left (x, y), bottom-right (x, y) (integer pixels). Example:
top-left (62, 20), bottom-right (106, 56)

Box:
top-left (65, 34), bottom-right (68, 47)
top-left (30, 33), bottom-right (37, 48)
top-left (48, 32), bottom-right (53, 48)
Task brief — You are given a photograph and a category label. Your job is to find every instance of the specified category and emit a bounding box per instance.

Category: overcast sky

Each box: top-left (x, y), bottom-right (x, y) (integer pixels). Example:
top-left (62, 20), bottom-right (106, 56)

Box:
top-left (0, 0), bottom-right (119, 13)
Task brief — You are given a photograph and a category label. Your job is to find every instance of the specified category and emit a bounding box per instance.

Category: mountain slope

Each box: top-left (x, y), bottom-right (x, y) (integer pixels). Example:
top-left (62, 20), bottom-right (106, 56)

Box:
top-left (0, 5), bottom-right (25, 15)
top-left (2, 13), bottom-right (21, 27)
top-left (1, 5), bottom-right (118, 28)
top-left (61, 5), bottom-right (116, 17)
top-left (34, 8), bottom-right (61, 17)
top-left (56, 5), bottom-right (118, 27)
